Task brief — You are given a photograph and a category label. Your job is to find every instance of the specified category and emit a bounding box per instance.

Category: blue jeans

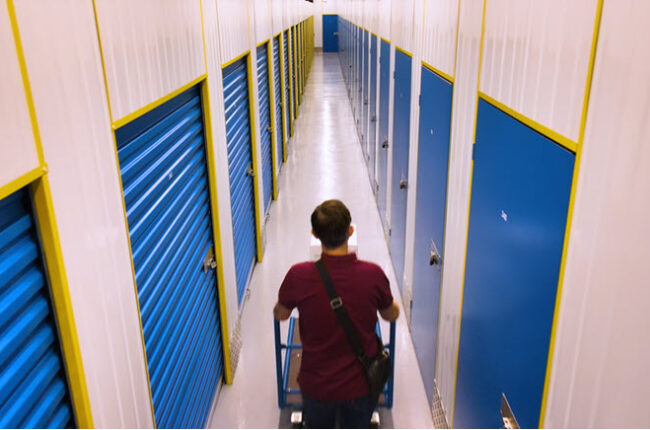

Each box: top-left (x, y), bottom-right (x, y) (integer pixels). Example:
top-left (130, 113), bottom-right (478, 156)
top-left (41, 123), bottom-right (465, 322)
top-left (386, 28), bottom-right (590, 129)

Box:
top-left (302, 393), bottom-right (377, 429)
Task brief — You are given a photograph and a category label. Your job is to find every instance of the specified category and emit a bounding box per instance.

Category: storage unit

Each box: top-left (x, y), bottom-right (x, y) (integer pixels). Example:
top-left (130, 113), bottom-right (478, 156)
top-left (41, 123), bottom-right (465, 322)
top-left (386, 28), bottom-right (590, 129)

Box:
top-left (115, 85), bottom-right (225, 428)
top-left (389, 48), bottom-right (412, 290)
top-left (284, 30), bottom-right (293, 137)
top-left (222, 56), bottom-right (259, 304)
top-left (367, 34), bottom-right (378, 188)
top-left (273, 35), bottom-right (285, 165)
top-left (323, 15), bottom-right (338, 52)
top-left (377, 38), bottom-right (390, 225)
top-left (256, 43), bottom-right (274, 212)
top-left (453, 100), bottom-right (574, 428)
top-left (361, 30), bottom-right (369, 155)
top-left (0, 188), bottom-right (74, 429)
top-left (291, 26), bottom-right (298, 120)
top-left (410, 66), bottom-right (454, 406)
top-left (356, 27), bottom-right (363, 129)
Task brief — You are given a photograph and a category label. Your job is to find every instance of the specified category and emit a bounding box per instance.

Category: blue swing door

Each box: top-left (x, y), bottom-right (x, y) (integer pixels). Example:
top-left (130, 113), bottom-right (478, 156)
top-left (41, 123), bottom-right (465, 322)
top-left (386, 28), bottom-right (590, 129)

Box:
top-left (223, 56), bottom-right (258, 304)
top-left (368, 34), bottom-right (378, 188)
top-left (410, 66), bottom-right (453, 405)
top-left (389, 49), bottom-right (412, 290)
top-left (0, 188), bottom-right (75, 428)
top-left (115, 85), bottom-right (225, 428)
top-left (323, 15), bottom-right (338, 52)
top-left (257, 43), bottom-right (274, 212)
top-left (453, 99), bottom-right (574, 428)
top-left (377, 39), bottom-right (390, 224)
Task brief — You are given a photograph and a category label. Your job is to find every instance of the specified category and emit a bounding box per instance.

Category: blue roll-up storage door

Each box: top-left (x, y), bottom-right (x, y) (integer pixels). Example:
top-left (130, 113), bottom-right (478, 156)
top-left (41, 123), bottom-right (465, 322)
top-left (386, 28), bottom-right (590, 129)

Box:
top-left (291, 27), bottom-right (298, 120)
top-left (114, 85), bottom-right (224, 428)
top-left (356, 28), bottom-right (363, 131)
top-left (411, 66), bottom-right (453, 406)
top-left (222, 56), bottom-right (258, 304)
top-left (257, 44), bottom-right (274, 212)
top-left (323, 15), bottom-right (338, 52)
top-left (453, 100), bottom-right (574, 429)
top-left (283, 31), bottom-right (292, 137)
top-left (377, 39), bottom-right (390, 224)
top-left (368, 34), bottom-right (378, 188)
top-left (0, 188), bottom-right (74, 429)
top-left (273, 36), bottom-right (285, 165)
top-left (389, 49), bottom-right (412, 291)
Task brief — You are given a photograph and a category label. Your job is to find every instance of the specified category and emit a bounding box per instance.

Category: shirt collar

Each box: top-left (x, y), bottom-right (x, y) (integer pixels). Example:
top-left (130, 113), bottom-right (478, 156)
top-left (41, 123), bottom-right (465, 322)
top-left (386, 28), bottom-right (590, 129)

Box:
top-left (320, 252), bottom-right (358, 264)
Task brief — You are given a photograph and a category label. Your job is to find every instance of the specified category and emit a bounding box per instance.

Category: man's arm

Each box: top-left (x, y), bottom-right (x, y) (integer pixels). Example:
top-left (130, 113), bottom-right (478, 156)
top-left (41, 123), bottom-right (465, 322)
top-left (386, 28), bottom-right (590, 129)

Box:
top-left (379, 301), bottom-right (400, 322)
top-left (273, 301), bottom-right (292, 321)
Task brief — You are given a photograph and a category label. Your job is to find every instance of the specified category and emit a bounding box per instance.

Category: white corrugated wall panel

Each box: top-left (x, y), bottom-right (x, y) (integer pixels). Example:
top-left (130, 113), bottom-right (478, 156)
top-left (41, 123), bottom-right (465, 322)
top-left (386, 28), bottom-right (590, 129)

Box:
top-left (0, 1), bottom-right (40, 188)
top-left (390, 0), bottom-right (416, 52)
top-left (422, 0), bottom-right (460, 78)
top-left (93, 0), bottom-right (205, 123)
top-left (435, 0), bottom-right (485, 423)
top-left (271, 0), bottom-right (284, 35)
top-left (479, 0), bottom-right (598, 143)
top-left (254, 0), bottom-right (273, 43)
top-left (378, 0), bottom-right (391, 40)
top-left (201, 0), bottom-right (240, 373)
top-left (217, 0), bottom-right (251, 64)
top-left (14, 2), bottom-right (154, 427)
top-left (545, 1), bottom-right (650, 428)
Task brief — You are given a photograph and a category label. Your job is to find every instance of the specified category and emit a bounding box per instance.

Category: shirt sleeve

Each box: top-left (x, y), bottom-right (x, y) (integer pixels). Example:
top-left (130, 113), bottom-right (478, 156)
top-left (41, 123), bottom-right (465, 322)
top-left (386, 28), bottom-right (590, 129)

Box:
top-left (278, 268), bottom-right (298, 310)
top-left (376, 269), bottom-right (394, 310)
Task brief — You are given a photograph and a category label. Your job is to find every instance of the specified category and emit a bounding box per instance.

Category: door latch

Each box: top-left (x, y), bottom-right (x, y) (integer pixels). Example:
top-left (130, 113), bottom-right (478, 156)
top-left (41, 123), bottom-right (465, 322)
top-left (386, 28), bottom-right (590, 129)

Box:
top-left (246, 165), bottom-right (255, 177)
top-left (381, 140), bottom-right (389, 149)
top-left (399, 174), bottom-right (407, 190)
top-left (429, 239), bottom-right (442, 268)
top-left (267, 125), bottom-right (273, 132)
top-left (371, 115), bottom-right (377, 122)
top-left (203, 248), bottom-right (217, 274)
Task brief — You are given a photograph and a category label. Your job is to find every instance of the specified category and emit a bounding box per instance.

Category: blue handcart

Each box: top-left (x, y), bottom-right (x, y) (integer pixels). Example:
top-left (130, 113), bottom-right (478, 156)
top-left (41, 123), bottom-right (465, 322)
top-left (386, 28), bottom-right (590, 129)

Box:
top-left (274, 317), bottom-right (396, 426)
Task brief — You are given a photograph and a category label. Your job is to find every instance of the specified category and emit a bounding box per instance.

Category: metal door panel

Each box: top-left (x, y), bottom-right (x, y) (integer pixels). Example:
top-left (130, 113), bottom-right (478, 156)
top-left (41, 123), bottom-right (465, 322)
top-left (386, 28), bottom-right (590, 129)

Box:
top-left (323, 15), bottom-right (338, 52)
top-left (389, 50), bottom-right (412, 290)
top-left (257, 44), bottom-right (274, 212)
top-left (411, 67), bottom-right (453, 405)
top-left (368, 34), bottom-right (378, 185)
top-left (0, 189), bottom-right (74, 428)
top-left (361, 30), bottom-right (369, 155)
top-left (453, 100), bottom-right (574, 429)
top-left (283, 31), bottom-right (292, 138)
top-left (273, 36), bottom-right (285, 165)
top-left (377, 39), bottom-right (390, 224)
top-left (115, 85), bottom-right (224, 428)
top-left (222, 58), bottom-right (258, 304)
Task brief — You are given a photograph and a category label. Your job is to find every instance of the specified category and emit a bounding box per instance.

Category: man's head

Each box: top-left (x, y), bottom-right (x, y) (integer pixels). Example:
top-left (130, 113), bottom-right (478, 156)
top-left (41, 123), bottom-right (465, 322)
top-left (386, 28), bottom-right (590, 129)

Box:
top-left (311, 199), bottom-right (353, 250)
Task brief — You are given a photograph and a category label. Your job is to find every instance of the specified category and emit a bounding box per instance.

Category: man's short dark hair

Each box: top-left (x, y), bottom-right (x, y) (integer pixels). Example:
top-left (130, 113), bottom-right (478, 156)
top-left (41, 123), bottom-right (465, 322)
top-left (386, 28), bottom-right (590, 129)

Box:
top-left (311, 200), bottom-right (352, 249)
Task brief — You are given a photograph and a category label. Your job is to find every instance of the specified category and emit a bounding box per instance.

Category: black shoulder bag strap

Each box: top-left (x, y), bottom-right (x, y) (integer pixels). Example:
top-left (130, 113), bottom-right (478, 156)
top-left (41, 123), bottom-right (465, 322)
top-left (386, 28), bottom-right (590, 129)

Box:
top-left (315, 259), bottom-right (369, 368)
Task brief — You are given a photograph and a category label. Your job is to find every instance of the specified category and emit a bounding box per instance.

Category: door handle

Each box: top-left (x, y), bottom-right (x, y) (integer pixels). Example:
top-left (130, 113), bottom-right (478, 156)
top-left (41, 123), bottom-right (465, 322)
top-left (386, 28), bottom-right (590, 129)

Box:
top-left (399, 174), bottom-right (407, 190)
top-left (267, 125), bottom-right (273, 132)
top-left (203, 248), bottom-right (217, 274)
top-left (381, 140), bottom-right (389, 149)
top-left (371, 115), bottom-right (377, 122)
top-left (429, 239), bottom-right (442, 268)
top-left (246, 165), bottom-right (255, 177)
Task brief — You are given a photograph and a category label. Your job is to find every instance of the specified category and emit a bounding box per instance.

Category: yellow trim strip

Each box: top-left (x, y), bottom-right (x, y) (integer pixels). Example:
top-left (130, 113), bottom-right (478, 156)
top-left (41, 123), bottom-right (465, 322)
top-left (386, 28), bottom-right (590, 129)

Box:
top-left (112, 75), bottom-right (207, 129)
top-left (222, 50), bottom-right (250, 70)
top-left (380, 37), bottom-right (390, 44)
top-left (395, 45), bottom-right (413, 57)
top-left (279, 32), bottom-right (288, 161)
top-left (538, 1), bottom-right (604, 427)
top-left (422, 61), bottom-right (454, 84)
top-left (451, 0), bottom-right (486, 426)
top-left (478, 91), bottom-right (578, 153)
top-left (246, 54), bottom-right (264, 263)
top-left (31, 176), bottom-right (95, 428)
top-left (91, 0), bottom-right (156, 425)
top-left (266, 39), bottom-right (279, 200)
top-left (6, 0), bottom-right (45, 166)
top-left (0, 165), bottom-right (46, 201)
top-left (199, 0), bottom-right (233, 386)
top-left (256, 38), bottom-right (270, 48)
top-left (8, 0), bottom-right (94, 425)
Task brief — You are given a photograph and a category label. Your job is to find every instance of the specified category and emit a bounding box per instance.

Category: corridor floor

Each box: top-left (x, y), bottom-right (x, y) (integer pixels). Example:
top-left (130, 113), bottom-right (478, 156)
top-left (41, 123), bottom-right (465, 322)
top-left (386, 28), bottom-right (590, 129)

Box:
top-left (209, 52), bottom-right (434, 429)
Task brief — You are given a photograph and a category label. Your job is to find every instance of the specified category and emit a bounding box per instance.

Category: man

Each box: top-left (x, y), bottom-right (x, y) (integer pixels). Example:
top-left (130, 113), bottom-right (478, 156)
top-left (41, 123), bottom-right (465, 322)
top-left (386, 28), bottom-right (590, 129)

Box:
top-left (274, 199), bottom-right (400, 428)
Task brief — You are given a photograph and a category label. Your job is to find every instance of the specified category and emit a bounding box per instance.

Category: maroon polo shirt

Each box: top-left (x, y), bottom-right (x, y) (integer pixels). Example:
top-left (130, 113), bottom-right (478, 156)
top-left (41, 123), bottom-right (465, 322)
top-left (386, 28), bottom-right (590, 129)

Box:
top-left (278, 253), bottom-right (393, 402)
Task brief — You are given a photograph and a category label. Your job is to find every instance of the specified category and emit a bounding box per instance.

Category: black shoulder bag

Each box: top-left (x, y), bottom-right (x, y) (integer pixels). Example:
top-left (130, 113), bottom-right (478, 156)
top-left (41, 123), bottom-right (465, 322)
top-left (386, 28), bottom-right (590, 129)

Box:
top-left (315, 259), bottom-right (392, 399)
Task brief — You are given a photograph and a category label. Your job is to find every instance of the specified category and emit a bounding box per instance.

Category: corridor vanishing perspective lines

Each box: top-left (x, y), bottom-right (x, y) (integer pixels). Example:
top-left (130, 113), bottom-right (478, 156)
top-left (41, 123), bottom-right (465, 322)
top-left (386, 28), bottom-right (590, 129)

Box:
top-left (209, 52), bottom-right (434, 429)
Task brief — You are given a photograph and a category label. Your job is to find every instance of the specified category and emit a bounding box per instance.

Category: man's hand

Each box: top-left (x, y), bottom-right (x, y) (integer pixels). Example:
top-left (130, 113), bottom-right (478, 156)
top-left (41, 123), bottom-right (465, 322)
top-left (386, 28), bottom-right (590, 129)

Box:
top-left (379, 301), bottom-right (400, 322)
top-left (273, 302), bottom-right (292, 321)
